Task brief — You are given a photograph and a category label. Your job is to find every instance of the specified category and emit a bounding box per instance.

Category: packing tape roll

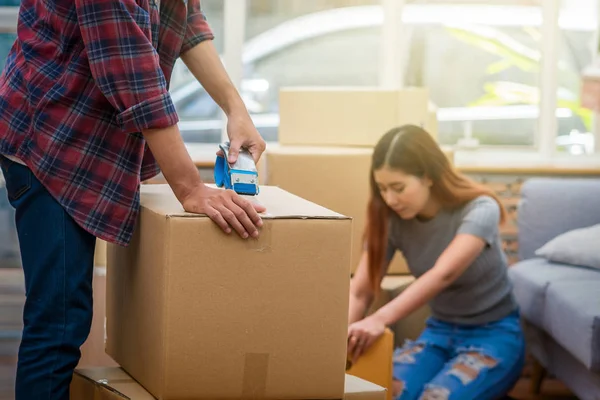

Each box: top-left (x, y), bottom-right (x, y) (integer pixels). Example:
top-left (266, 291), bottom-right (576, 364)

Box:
top-left (242, 353), bottom-right (269, 399)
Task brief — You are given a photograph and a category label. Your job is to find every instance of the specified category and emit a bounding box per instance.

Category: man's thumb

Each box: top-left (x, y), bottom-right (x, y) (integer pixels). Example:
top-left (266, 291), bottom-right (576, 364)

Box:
top-left (228, 141), bottom-right (240, 164)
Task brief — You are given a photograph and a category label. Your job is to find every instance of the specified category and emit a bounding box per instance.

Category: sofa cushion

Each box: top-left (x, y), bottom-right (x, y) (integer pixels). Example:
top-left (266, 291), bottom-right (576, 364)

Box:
top-left (518, 178), bottom-right (600, 260)
top-left (544, 281), bottom-right (600, 373)
top-left (536, 223), bottom-right (600, 270)
top-left (508, 258), bottom-right (600, 328)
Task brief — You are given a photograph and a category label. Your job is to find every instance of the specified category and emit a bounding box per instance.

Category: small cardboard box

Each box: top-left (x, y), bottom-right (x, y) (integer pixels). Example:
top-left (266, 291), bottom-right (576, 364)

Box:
top-left (278, 87), bottom-right (429, 147)
top-left (70, 368), bottom-right (387, 400)
top-left (106, 184), bottom-right (353, 400)
top-left (346, 329), bottom-right (394, 400)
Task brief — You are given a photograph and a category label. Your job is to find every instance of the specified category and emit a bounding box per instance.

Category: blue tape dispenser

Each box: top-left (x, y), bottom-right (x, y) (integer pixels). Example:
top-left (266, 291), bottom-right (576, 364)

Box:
top-left (214, 142), bottom-right (260, 196)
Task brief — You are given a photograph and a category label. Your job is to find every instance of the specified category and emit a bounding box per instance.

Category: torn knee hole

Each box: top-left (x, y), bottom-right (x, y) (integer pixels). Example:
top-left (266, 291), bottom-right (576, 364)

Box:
top-left (419, 385), bottom-right (450, 400)
top-left (447, 351), bottom-right (499, 385)
top-left (393, 342), bottom-right (426, 364)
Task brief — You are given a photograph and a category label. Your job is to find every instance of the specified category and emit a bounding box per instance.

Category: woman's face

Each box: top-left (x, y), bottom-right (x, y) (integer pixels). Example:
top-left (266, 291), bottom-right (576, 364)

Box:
top-left (373, 167), bottom-right (434, 220)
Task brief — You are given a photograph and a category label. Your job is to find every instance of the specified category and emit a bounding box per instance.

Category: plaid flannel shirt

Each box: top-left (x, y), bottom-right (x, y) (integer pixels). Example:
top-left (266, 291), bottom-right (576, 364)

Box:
top-left (0, 0), bottom-right (214, 245)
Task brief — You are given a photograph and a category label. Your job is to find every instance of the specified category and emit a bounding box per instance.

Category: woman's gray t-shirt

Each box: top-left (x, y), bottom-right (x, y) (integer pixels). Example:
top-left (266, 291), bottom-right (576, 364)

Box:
top-left (385, 195), bottom-right (517, 325)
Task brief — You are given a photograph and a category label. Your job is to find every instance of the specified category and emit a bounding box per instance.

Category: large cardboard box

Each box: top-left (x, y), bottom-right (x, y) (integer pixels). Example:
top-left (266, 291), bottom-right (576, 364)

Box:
top-left (106, 184), bottom-right (353, 400)
top-left (346, 329), bottom-right (394, 400)
top-left (263, 146), bottom-right (412, 274)
top-left (71, 368), bottom-right (387, 400)
top-left (278, 87), bottom-right (429, 147)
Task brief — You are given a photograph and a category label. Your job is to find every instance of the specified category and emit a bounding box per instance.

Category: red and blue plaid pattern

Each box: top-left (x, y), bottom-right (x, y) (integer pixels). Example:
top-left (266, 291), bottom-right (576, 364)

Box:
top-left (0, 0), bottom-right (214, 245)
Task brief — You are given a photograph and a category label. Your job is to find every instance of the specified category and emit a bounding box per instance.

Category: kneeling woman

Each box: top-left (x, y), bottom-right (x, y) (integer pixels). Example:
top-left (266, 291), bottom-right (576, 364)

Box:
top-left (348, 125), bottom-right (525, 400)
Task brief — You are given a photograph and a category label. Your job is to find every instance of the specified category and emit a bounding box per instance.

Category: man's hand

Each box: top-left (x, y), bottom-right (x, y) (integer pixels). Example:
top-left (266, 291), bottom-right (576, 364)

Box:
top-left (180, 40), bottom-right (266, 165)
top-left (226, 112), bottom-right (266, 165)
top-left (181, 184), bottom-right (266, 238)
top-left (347, 314), bottom-right (386, 364)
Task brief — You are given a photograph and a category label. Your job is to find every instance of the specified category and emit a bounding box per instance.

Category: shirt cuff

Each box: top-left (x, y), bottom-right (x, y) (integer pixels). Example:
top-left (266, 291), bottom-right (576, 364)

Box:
top-left (116, 92), bottom-right (179, 133)
top-left (180, 10), bottom-right (215, 55)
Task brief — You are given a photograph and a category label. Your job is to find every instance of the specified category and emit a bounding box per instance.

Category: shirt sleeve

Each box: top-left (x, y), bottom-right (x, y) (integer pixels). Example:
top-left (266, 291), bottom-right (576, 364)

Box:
top-left (75, 0), bottom-right (179, 133)
top-left (457, 196), bottom-right (501, 245)
top-left (180, 0), bottom-right (215, 55)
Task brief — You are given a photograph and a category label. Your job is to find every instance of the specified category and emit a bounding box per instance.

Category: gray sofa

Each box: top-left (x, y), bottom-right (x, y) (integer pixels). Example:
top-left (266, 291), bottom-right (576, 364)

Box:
top-left (509, 178), bottom-right (600, 400)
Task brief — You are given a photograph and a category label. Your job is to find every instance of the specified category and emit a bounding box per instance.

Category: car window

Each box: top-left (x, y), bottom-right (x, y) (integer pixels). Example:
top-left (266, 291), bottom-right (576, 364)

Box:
top-left (174, 90), bottom-right (220, 120)
top-left (246, 27), bottom-right (381, 114)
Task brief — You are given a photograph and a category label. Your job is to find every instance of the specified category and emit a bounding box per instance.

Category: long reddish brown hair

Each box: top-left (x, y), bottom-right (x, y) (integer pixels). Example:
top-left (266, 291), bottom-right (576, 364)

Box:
top-left (363, 125), bottom-right (506, 291)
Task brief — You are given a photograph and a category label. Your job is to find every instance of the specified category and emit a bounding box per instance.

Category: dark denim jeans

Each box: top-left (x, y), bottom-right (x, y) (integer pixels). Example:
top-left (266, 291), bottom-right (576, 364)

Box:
top-left (393, 310), bottom-right (525, 400)
top-left (0, 155), bottom-right (96, 400)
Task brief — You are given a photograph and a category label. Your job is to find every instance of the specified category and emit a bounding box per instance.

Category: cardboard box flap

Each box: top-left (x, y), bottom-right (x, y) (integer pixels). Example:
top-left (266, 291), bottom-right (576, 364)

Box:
top-left (72, 368), bottom-right (155, 399)
top-left (345, 375), bottom-right (387, 400)
top-left (140, 184), bottom-right (349, 220)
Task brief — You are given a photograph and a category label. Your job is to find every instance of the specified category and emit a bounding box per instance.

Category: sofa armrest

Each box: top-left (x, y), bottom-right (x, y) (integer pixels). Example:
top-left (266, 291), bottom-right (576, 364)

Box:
top-left (518, 178), bottom-right (600, 260)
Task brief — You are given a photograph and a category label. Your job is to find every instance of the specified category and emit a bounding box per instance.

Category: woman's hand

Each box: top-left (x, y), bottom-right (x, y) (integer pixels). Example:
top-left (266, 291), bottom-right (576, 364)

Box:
top-left (347, 314), bottom-right (386, 364)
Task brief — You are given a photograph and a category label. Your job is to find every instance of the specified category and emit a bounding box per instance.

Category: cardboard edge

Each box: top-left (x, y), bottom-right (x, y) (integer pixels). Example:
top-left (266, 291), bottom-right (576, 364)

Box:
top-left (142, 184), bottom-right (351, 220)
top-left (73, 371), bottom-right (133, 400)
top-left (160, 217), bottom-right (172, 397)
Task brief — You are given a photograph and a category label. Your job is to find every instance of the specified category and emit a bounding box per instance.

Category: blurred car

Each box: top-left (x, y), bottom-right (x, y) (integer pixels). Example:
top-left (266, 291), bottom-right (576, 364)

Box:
top-left (171, 3), bottom-right (596, 148)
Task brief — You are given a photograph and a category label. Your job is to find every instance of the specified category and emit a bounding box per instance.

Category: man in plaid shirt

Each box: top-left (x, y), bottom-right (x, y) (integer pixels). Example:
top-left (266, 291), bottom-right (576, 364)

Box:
top-left (0, 1), bottom-right (266, 398)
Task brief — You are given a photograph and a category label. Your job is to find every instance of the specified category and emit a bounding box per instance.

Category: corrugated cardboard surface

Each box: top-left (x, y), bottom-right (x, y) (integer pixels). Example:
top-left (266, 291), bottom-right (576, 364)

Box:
top-left (278, 87), bottom-right (428, 147)
top-left (71, 368), bottom-right (386, 400)
top-left (106, 185), bottom-right (353, 400)
top-left (424, 108), bottom-right (438, 142)
top-left (346, 329), bottom-right (394, 400)
top-left (262, 145), bottom-right (409, 274)
top-left (94, 239), bottom-right (107, 266)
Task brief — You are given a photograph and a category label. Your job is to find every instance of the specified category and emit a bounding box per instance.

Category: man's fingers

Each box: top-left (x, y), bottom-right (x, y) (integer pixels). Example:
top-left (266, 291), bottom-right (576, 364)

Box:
top-left (253, 202), bottom-right (266, 214)
top-left (232, 194), bottom-right (263, 228)
top-left (205, 207), bottom-right (231, 234)
top-left (216, 149), bottom-right (225, 158)
top-left (227, 197), bottom-right (259, 238)
top-left (216, 204), bottom-right (248, 238)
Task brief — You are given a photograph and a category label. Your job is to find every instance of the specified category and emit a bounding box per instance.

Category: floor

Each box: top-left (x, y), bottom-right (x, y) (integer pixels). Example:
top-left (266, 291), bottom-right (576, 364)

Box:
top-left (0, 268), bottom-right (579, 400)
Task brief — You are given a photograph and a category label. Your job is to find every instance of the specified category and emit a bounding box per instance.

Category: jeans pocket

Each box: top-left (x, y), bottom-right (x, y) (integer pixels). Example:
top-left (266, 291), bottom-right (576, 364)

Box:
top-left (0, 156), bottom-right (32, 202)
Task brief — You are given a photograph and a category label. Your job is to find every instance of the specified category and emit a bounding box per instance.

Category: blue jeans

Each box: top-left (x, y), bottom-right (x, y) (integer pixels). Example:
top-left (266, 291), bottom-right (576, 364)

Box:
top-left (393, 311), bottom-right (525, 400)
top-left (0, 156), bottom-right (96, 400)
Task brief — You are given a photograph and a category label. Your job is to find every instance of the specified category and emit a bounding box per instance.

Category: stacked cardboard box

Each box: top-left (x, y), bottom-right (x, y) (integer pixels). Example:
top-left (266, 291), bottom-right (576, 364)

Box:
top-left (101, 183), bottom-right (382, 399)
top-left (70, 368), bottom-right (387, 400)
top-left (261, 87), bottom-right (452, 274)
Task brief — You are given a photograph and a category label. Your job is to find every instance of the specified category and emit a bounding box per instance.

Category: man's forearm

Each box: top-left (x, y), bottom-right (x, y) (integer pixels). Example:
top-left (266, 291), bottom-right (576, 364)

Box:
top-left (142, 124), bottom-right (202, 201)
top-left (181, 40), bottom-right (247, 117)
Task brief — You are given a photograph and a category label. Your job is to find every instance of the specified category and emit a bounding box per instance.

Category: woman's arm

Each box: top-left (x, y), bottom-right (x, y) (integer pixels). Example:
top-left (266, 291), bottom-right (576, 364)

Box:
top-left (348, 233), bottom-right (486, 362)
top-left (348, 252), bottom-right (379, 324)
top-left (372, 233), bottom-right (486, 326)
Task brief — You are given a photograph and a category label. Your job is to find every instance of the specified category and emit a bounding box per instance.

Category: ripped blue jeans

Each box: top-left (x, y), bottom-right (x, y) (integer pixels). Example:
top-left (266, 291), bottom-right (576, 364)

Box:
top-left (393, 310), bottom-right (525, 400)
